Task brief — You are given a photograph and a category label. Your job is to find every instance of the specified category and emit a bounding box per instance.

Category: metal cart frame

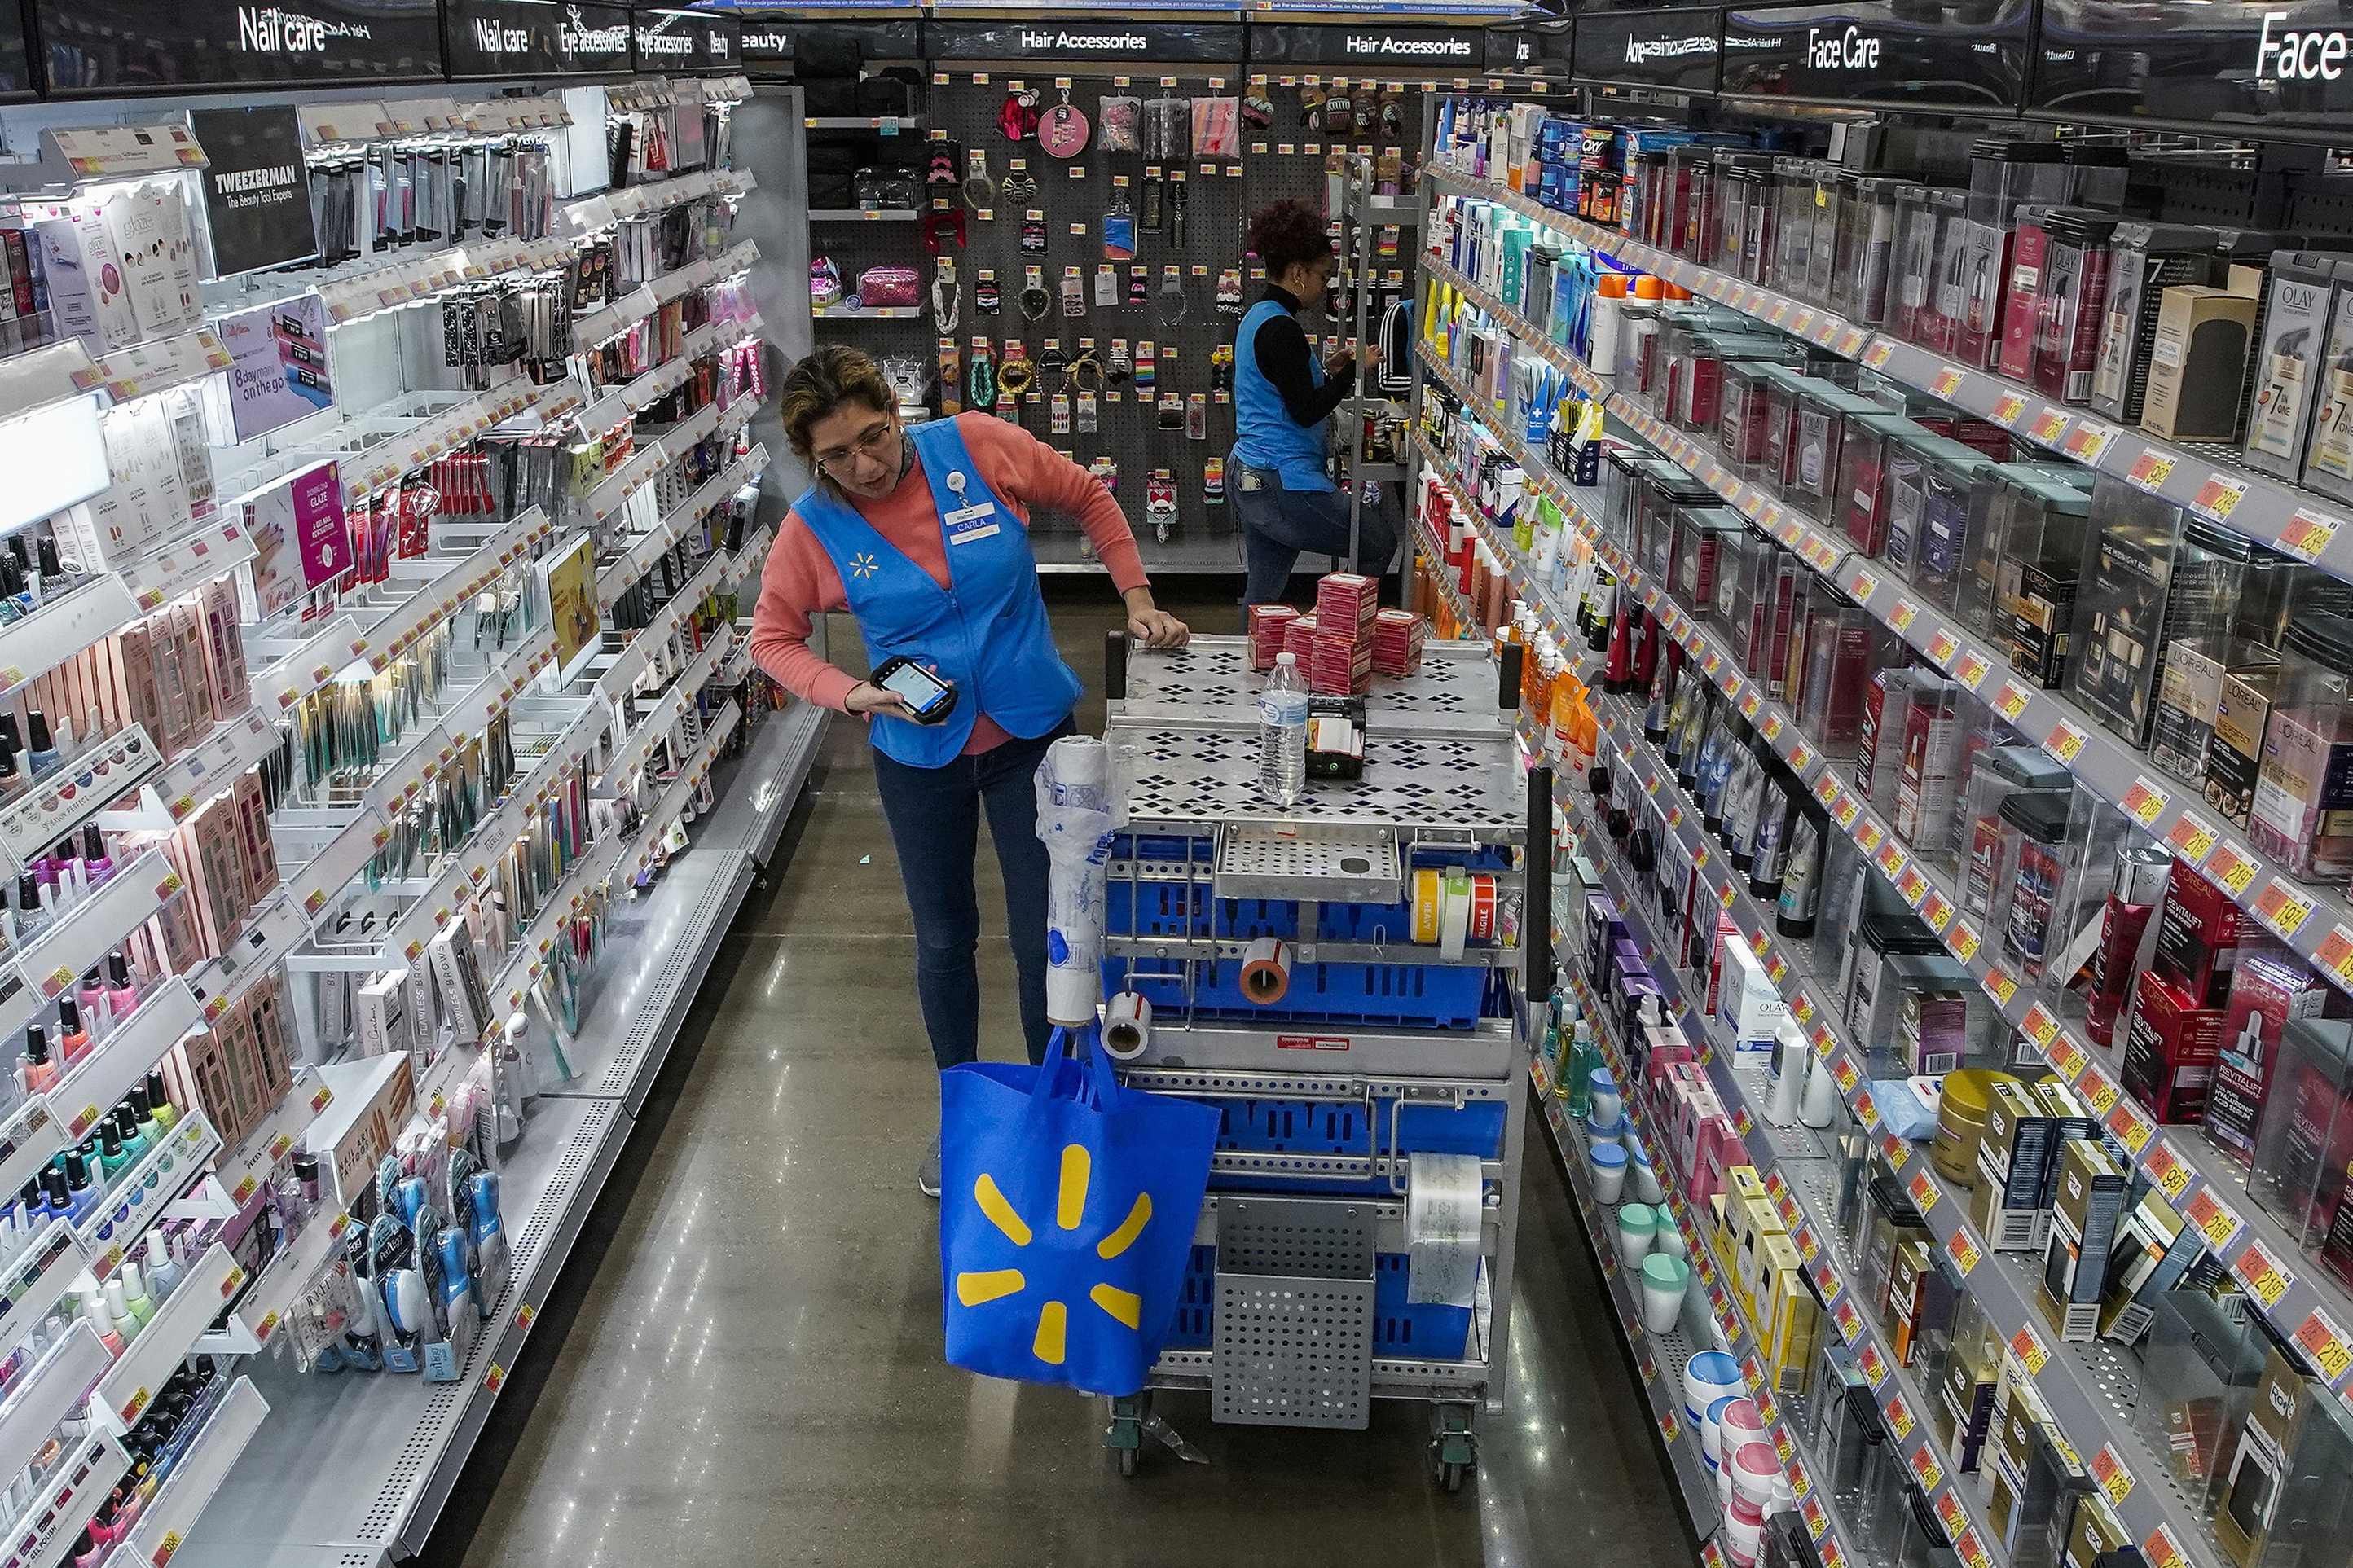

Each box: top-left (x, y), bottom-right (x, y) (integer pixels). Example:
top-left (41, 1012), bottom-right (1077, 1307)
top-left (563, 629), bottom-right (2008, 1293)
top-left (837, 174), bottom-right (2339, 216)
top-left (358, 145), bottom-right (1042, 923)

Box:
top-left (1096, 631), bottom-right (1551, 1491)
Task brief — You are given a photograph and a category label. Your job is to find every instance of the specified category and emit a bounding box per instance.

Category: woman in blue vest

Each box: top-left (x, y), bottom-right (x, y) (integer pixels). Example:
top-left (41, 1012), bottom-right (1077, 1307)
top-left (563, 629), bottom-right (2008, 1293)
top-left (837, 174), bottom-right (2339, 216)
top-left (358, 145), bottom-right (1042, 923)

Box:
top-left (750, 347), bottom-right (1190, 1194)
top-left (1231, 197), bottom-right (1404, 606)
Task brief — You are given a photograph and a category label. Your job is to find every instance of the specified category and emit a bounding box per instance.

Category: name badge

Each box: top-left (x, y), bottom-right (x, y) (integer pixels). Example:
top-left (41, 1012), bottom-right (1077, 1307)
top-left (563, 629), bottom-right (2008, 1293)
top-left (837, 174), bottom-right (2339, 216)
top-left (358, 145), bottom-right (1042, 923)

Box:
top-left (945, 502), bottom-right (1000, 543)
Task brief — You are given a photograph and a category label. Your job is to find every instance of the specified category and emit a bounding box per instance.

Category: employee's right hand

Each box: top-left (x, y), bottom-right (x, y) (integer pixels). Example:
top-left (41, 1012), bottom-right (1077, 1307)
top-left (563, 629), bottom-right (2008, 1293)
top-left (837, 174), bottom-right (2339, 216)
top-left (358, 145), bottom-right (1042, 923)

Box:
top-left (846, 682), bottom-right (919, 722)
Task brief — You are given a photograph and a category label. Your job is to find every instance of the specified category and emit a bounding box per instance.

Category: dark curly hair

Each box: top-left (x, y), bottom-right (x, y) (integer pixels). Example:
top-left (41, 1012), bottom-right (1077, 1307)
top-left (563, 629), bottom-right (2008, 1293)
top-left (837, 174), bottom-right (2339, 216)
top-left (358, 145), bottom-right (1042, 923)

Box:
top-left (779, 345), bottom-right (894, 463)
top-left (1247, 198), bottom-right (1335, 280)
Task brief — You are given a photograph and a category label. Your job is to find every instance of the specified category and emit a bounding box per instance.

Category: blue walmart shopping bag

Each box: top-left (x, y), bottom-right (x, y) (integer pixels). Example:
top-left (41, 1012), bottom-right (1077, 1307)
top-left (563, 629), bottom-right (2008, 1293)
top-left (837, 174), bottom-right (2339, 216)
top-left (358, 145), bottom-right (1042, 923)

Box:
top-left (940, 1026), bottom-right (1220, 1395)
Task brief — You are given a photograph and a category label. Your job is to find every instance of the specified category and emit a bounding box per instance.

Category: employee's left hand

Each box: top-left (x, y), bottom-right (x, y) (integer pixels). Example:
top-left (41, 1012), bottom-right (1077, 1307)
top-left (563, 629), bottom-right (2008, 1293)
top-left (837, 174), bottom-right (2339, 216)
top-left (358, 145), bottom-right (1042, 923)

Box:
top-left (1124, 589), bottom-right (1190, 650)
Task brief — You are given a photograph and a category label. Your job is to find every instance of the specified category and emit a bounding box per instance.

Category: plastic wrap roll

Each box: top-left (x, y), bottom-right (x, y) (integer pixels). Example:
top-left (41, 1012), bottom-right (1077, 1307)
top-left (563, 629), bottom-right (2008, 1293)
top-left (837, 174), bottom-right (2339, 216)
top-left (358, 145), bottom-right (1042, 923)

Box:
top-left (1102, 991), bottom-right (1153, 1060)
top-left (1239, 937), bottom-right (1291, 1004)
top-left (1035, 736), bottom-right (1127, 1026)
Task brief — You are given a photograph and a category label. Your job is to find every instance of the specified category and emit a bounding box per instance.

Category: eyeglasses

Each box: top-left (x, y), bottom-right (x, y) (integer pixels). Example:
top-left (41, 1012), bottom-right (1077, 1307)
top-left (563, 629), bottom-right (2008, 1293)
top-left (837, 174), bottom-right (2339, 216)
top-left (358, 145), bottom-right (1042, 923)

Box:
top-left (815, 420), bottom-right (898, 475)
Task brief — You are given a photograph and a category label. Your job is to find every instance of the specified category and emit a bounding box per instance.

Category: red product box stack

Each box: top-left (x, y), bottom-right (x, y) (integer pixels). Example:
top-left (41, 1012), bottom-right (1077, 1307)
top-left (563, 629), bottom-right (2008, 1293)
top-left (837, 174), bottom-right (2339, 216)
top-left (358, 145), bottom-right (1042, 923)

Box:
top-left (1284, 613), bottom-right (1320, 665)
top-left (1310, 573), bottom-right (1379, 695)
top-left (1248, 604), bottom-right (1300, 671)
top-left (1372, 608), bottom-right (1425, 677)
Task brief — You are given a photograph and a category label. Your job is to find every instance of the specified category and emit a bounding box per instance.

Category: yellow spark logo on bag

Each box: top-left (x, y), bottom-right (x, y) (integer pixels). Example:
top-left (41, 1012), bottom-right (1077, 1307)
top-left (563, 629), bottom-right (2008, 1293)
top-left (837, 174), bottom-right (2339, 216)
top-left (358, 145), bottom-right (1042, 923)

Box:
top-left (953, 1145), bottom-right (1151, 1364)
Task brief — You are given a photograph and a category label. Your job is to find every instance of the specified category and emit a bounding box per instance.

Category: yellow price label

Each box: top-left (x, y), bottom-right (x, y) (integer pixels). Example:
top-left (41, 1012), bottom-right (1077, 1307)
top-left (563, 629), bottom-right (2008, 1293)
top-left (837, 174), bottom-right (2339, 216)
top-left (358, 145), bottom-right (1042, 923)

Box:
top-left (1994, 681), bottom-right (2033, 723)
top-left (1926, 629), bottom-right (1960, 665)
top-left (2255, 880), bottom-right (2314, 939)
top-left (1909, 1443), bottom-right (1942, 1492)
top-left (2166, 810), bottom-right (2219, 862)
top-left (2091, 1445), bottom-right (2134, 1504)
top-left (2120, 775), bottom-right (2169, 826)
top-left (2208, 841), bottom-right (2258, 895)
top-left (2192, 472), bottom-right (2249, 521)
top-left (2010, 1323), bottom-right (2051, 1375)
top-left (2186, 1186), bottom-right (2245, 1252)
top-left (2235, 1239), bottom-right (2295, 1307)
top-left (1985, 968), bottom-right (2018, 1005)
top-left (1929, 367), bottom-right (1964, 398)
top-left (2128, 446), bottom-right (2177, 492)
top-left (1889, 597), bottom-right (1919, 632)
top-left (2280, 507), bottom-right (2344, 564)
top-left (1907, 1169), bottom-right (1940, 1214)
top-left (1990, 391), bottom-right (2027, 426)
top-left (1864, 340), bottom-right (1895, 370)
top-left (2294, 1307), bottom-right (2353, 1387)
top-left (2144, 1139), bottom-right (2192, 1202)
top-left (1945, 1227), bottom-right (1981, 1276)
top-left (2022, 1004), bottom-right (2061, 1050)
top-left (1949, 921), bottom-right (1981, 963)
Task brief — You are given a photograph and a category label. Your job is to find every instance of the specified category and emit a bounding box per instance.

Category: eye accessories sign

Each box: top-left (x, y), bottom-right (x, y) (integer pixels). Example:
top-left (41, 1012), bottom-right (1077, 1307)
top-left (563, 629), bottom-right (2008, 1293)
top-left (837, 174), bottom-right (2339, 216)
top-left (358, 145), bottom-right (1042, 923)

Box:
top-left (443, 0), bottom-right (632, 78)
top-left (37, 0), bottom-right (442, 91)
top-left (631, 6), bottom-right (736, 73)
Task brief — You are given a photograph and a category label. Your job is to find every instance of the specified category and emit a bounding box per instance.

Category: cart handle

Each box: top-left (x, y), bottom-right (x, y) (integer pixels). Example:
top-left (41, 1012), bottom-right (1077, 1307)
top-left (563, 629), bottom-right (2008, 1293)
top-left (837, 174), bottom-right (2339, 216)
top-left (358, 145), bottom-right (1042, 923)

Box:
top-left (1106, 628), bottom-right (1130, 702)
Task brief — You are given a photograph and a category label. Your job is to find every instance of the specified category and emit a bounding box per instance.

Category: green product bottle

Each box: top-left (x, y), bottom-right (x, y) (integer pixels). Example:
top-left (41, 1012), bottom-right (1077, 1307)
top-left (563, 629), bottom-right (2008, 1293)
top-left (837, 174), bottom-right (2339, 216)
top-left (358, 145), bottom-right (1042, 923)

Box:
top-left (1564, 1020), bottom-right (1596, 1119)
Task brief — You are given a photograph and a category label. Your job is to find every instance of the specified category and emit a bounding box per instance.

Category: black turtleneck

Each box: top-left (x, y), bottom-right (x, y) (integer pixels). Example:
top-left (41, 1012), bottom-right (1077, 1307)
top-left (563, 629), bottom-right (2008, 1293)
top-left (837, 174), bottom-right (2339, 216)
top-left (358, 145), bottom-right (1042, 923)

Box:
top-left (1249, 284), bottom-right (1358, 428)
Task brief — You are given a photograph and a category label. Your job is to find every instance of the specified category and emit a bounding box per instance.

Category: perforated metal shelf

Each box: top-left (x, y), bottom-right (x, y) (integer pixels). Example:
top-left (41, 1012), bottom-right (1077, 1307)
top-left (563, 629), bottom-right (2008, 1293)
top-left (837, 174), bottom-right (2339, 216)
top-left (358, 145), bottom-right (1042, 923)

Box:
top-left (1111, 723), bottom-right (1524, 837)
top-left (1211, 1197), bottom-right (1379, 1429)
top-left (1117, 635), bottom-right (1512, 739)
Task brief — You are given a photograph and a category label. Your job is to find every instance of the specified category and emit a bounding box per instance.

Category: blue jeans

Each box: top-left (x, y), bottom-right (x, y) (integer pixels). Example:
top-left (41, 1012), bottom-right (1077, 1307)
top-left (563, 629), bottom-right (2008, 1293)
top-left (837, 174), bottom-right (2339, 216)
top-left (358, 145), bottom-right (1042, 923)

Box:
top-left (1233, 456), bottom-right (1404, 607)
top-left (871, 717), bottom-right (1075, 1072)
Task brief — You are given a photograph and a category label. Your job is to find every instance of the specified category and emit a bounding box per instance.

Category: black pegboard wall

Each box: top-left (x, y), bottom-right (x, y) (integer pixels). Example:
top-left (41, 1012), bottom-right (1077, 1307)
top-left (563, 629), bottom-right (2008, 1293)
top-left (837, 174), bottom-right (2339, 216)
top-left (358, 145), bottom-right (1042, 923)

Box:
top-left (888, 67), bottom-right (1428, 573)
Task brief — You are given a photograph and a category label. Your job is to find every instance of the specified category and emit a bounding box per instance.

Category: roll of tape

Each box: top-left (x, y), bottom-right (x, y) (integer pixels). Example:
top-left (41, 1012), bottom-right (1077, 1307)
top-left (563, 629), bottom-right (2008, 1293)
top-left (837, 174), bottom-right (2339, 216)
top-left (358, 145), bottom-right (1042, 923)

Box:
top-left (1239, 937), bottom-right (1291, 1004)
top-left (1466, 872), bottom-right (1497, 942)
top-left (1411, 867), bottom-right (1444, 944)
top-left (1438, 868), bottom-right (1471, 962)
top-left (1102, 991), bottom-right (1153, 1060)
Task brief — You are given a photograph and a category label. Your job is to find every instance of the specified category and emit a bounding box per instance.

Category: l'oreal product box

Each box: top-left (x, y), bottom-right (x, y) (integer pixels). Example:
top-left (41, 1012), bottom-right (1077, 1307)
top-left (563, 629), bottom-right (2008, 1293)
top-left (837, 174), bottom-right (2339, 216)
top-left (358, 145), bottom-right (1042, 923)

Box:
top-left (2122, 972), bottom-right (2225, 1124)
top-left (1973, 1079), bottom-right (2059, 1251)
top-left (2152, 862), bottom-right (2244, 1008)
top-left (2040, 1138), bottom-right (2130, 1341)
top-left (2140, 286), bottom-right (2258, 442)
top-left (2213, 1342), bottom-right (2353, 1568)
top-left (2206, 951), bottom-right (2329, 1160)
top-left (2095, 1190), bottom-right (2194, 1344)
top-left (2243, 253), bottom-right (2347, 481)
top-left (1936, 1329), bottom-right (1999, 1472)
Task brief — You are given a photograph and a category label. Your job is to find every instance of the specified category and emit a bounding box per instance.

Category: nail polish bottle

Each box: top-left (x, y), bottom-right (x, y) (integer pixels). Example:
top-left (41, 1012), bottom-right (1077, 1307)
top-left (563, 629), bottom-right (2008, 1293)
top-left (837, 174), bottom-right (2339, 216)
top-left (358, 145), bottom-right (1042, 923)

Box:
top-left (77, 969), bottom-right (106, 1039)
top-left (55, 998), bottom-right (88, 1069)
top-left (113, 1103), bottom-right (145, 1161)
top-left (17, 1179), bottom-right (42, 1227)
top-left (107, 953), bottom-right (137, 1022)
top-left (0, 560), bottom-right (28, 625)
top-left (95, 1122), bottom-right (127, 1185)
top-left (77, 1287), bottom-right (121, 1357)
top-left (68, 1530), bottom-right (95, 1568)
top-left (144, 1071), bottom-right (176, 1131)
top-left (20, 1026), bottom-right (53, 1094)
top-left (51, 714), bottom-right (71, 765)
top-left (35, 536), bottom-right (64, 600)
top-left (101, 1278), bottom-right (134, 1346)
top-left (119, 1260), bottom-right (152, 1329)
top-left (125, 1086), bottom-right (158, 1152)
top-left (144, 1234), bottom-right (181, 1302)
top-left (23, 713), bottom-right (55, 780)
top-left (60, 1153), bottom-right (95, 1224)
top-left (81, 826), bottom-right (111, 889)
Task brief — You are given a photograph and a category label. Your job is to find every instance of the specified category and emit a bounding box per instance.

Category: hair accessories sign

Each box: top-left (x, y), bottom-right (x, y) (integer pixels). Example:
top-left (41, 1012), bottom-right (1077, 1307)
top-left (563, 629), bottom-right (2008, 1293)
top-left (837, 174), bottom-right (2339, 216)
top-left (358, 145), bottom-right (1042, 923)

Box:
top-left (1571, 7), bottom-right (1723, 91)
top-left (1717, 0), bottom-right (2030, 111)
top-left (443, 0), bottom-right (632, 78)
top-left (39, 0), bottom-right (441, 90)
top-left (923, 19), bottom-right (1247, 64)
top-left (1247, 25), bottom-right (1486, 70)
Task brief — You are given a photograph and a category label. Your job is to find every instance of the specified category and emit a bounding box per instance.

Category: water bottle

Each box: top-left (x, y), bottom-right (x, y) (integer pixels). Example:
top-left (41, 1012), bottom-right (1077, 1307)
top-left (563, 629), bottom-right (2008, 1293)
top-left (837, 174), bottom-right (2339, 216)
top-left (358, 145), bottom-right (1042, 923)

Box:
top-left (1258, 652), bottom-right (1309, 806)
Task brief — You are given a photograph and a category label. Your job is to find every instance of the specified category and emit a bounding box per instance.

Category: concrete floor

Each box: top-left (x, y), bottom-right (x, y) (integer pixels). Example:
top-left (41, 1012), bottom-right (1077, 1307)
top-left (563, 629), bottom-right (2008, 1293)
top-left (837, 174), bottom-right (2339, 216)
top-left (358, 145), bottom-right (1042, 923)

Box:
top-left (417, 579), bottom-right (1698, 1568)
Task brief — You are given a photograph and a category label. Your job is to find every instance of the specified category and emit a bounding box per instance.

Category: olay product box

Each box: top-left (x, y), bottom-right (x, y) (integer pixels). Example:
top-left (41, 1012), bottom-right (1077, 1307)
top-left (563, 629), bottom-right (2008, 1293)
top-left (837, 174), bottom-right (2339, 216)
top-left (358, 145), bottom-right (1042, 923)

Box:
top-left (2122, 972), bottom-right (2224, 1123)
top-left (2091, 222), bottom-right (2219, 427)
top-left (2206, 951), bottom-right (2329, 1159)
top-left (2244, 252), bottom-right (2346, 481)
top-left (1995, 205), bottom-right (2060, 384)
top-left (2152, 863), bottom-right (2244, 1008)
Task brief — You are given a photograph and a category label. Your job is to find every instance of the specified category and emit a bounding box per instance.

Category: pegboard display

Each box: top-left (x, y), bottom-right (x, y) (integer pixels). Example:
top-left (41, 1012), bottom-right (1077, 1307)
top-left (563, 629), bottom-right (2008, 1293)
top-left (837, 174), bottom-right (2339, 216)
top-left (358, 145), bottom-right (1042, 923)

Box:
top-left (794, 68), bottom-right (1432, 574)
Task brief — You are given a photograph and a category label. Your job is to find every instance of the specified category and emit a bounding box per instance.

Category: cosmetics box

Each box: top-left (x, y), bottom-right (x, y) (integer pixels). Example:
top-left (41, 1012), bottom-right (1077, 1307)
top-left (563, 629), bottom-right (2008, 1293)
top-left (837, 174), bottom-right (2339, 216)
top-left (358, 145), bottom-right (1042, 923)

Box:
top-left (2141, 286), bottom-right (2258, 442)
top-left (2040, 1137), bottom-right (2130, 1340)
top-left (1973, 1079), bottom-right (2059, 1251)
top-left (2064, 477), bottom-right (2225, 749)
top-left (2244, 252), bottom-right (2347, 481)
top-left (1996, 205), bottom-right (2061, 384)
top-left (2212, 1342), bottom-right (2353, 1568)
top-left (2095, 1190), bottom-right (2195, 1344)
top-left (355, 969), bottom-right (411, 1061)
top-left (2152, 861), bottom-right (2245, 1008)
top-left (2248, 610), bottom-right (2353, 879)
top-left (2209, 660), bottom-right (2284, 826)
top-left (2091, 223), bottom-right (2221, 427)
top-left (2207, 952), bottom-right (2329, 1160)
top-left (2034, 208), bottom-right (2118, 404)
top-left (163, 1026), bottom-right (237, 1149)
top-left (2153, 637), bottom-right (2276, 796)
top-left (1756, 1233), bottom-right (1822, 1393)
top-left (427, 924), bottom-right (494, 1047)
top-left (2122, 973), bottom-right (2225, 1124)
top-left (1937, 1329), bottom-right (2000, 1473)
top-left (308, 1050), bottom-right (417, 1214)
top-left (2245, 1017), bottom-right (2353, 1276)
top-left (1990, 470), bottom-right (2096, 686)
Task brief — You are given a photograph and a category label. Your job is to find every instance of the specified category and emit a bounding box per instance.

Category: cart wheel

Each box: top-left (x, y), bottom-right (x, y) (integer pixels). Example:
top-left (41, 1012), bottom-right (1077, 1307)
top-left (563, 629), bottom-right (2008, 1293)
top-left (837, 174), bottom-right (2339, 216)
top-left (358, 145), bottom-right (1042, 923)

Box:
top-left (1119, 1446), bottom-right (1141, 1478)
top-left (1438, 1460), bottom-right (1466, 1494)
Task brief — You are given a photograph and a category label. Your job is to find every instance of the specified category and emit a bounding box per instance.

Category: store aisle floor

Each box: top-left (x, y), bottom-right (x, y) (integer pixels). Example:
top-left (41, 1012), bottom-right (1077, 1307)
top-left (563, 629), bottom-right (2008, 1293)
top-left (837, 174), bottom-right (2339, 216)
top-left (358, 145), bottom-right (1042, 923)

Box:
top-left (420, 581), bottom-right (1697, 1568)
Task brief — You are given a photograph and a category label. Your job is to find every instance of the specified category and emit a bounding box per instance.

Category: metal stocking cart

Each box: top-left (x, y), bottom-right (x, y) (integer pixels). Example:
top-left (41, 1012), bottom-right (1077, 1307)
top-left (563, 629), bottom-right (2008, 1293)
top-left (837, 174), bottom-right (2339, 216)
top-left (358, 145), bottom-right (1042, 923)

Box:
top-left (1097, 631), bottom-right (1551, 1491)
